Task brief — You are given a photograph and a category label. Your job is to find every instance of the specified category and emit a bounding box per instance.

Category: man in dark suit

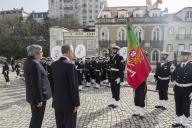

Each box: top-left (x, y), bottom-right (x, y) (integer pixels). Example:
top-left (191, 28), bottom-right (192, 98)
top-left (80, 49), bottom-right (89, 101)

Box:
top-left (24, 44), bottom-right (52, 128)
top-left (51, 45), bottom-right (80, 128)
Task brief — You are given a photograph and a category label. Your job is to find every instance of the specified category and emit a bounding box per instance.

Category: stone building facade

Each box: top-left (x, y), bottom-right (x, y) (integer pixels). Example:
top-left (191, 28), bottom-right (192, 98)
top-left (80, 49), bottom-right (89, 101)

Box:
top-left (50, 27), bottom-right (97, 57)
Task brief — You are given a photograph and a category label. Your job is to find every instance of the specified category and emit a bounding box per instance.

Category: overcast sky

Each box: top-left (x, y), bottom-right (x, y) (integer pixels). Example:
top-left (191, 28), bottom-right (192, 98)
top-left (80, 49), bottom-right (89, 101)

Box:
top-left (0, 0), bottom-right (191, 13)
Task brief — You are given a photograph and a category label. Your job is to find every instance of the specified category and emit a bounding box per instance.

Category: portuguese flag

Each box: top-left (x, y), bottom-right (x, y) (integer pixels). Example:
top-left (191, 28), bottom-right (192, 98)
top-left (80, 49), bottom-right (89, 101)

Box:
top-left (127, 26), bottom-right (151, 90)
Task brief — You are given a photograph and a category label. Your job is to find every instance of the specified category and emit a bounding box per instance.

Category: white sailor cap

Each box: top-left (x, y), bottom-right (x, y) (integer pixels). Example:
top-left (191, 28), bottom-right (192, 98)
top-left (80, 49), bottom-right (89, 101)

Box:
top-left (112, 46), bottom-right (120, 50)
top-left (161, 51), bottom-right (169, 55)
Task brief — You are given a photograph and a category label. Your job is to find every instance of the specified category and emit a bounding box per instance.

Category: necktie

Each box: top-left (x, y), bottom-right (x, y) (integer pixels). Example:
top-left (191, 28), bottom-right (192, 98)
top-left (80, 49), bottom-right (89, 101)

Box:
top-left (182, 63), bottom-right (185, 68)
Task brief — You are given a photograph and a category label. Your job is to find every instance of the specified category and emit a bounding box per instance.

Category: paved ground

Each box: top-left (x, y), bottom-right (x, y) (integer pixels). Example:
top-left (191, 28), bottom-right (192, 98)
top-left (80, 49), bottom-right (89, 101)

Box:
top-left (0, 72), bottom-right (192, 128)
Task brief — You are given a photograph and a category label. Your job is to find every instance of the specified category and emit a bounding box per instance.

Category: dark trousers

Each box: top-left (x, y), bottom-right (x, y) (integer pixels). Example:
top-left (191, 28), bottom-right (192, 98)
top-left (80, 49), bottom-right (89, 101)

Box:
top-left (77, 71), bottom-right (83, 85)
top-left (84, 71), bottom-right (91, 82)
top-left (55, 109), bottom-right (77, 128)
top-left (95, 71), bottom-right (101, 84)
top-left (110, 72), bottom-right (120, 101)
top-left (101, 70), bottom-right (107, 81)
top-left (134, 82), bottom-right (147, 107)
top-left (174, 86), bottom-right (192, 118)
top-left (16, 69), bottom-right (20, 76)
top-left (3, 71), bottom-right (10, 82)
top-left (157, 80), bottom-right (169, 100)
top-left (29, 102), bottom-right (46, 128)
top-left (110, 80), bottom-right (120, 101)
top-left (90, 70), bottom-right (95, 80)
top-left (11, 64), bottom-right (15, 72)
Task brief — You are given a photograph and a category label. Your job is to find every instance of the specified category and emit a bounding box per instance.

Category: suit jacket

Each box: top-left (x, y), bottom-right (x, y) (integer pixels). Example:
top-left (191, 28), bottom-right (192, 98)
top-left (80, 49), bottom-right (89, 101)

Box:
top-left (51, 57), bottom-right (80, 112)
top-left (24, 57), bottom-right (52, 104)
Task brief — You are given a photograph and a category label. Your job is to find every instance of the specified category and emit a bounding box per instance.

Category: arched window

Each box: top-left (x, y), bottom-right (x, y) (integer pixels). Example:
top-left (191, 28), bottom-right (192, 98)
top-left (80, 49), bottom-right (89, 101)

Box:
top-left (152, 26), bottom-right (162, 42)
top-left (100, 27), bottom-right (109, 41)
top-left (134, 26), bottom-right (144, 43)
top-left (117, 27), bottom-right (126, 41)
top-left (151, 49), bottom-right (160, 62)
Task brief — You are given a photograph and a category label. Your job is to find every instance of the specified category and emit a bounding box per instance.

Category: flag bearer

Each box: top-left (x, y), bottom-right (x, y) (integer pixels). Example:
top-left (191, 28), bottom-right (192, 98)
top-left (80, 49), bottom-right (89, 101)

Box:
top-left (132, 81), bottom-right (147, 119)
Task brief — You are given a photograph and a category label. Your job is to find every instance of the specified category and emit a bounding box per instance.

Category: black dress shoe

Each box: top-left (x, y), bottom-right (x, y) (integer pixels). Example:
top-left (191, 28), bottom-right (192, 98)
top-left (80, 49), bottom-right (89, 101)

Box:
top-left (132, 114), bottom-right (139, 117)
top-left (172, 123), bottom-right (182, 127)
top-left (155, 105), bottom-right (163, 108)
top-left (108, 104), bottom-right (114, 107)
top-left (161, 107), bottom-right (167, 110)
top-left (111, 104), bottom-right (119, 108)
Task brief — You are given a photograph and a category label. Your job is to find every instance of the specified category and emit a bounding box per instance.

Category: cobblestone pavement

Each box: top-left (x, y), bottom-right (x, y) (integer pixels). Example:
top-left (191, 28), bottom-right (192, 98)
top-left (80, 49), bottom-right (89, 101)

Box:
top-left (0, 72), bottom-right (192, 128)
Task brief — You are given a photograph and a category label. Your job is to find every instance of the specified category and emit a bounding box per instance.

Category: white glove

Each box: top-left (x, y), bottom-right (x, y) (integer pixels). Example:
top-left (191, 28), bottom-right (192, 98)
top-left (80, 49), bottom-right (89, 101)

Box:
top-left (115, 78), bottom-right (121, 84)
top-left (168, 81), bottom-right (174, 87)
top-left (170, 64), bottom-right (176, 73)
top-left (189, 93), bottom-right (192, 100)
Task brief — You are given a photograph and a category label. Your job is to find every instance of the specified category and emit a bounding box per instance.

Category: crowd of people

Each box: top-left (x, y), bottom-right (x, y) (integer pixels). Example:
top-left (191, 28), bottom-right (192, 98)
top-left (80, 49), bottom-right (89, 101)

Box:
top-left (23, 44), bottom-right (128, 128)
top-left (0, 57), bottom-right (25, 86)
top-left (0, 43), bottom-right (192, 128)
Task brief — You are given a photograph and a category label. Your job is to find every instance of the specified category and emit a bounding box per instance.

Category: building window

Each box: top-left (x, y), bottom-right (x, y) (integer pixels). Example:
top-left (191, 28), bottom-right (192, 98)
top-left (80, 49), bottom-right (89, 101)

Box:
top-left (153, 13), bottom-right (158, 17)
top-left (51, 0), bottom-right (54, 3)
top-left (190, 45), bottom-right (192, 51)
top-left (119, 14), bottom-right (125, 18)
top-left (178, 44), bottom-right (185, 51)
top-left (117, 27), bottom-right (126, 41)
top-left (178, 27), bottom-right (186, 40)
top-left (186, 11), bottom-right (192, 21)
top-left (167, 44), bottom-right (173, 52)
top-left (134, 26), bottom-right (144, 43)
top-left (151, 49), bottom-right (160, 62)
top-left (168, 27), bottom-right (174, 35)
top-left (152, 27), bottom-right (161, 42)
top-left (100, 28), bottom-right (109, 41)
top-left (118, 30), bottom-right (125, 41)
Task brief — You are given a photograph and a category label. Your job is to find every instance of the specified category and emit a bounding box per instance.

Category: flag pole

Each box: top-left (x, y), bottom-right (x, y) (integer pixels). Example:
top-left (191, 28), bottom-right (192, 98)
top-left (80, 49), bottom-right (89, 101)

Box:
top-left (145, 0), bottom-right (148, 111)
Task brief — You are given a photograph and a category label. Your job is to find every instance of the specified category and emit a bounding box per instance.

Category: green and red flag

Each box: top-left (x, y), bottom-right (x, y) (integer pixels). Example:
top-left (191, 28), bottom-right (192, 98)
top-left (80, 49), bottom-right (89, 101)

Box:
top-left (127, 26), bottom-right (151, 90)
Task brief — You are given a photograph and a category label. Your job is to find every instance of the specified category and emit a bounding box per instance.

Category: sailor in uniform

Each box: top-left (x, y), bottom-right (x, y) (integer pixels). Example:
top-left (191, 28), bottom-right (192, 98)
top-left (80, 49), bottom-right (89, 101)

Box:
top-left (90, 56), bottom-right (96, 85)
top-left (172, 51), bottom-right (192, 128)
top-left (84, 57), bottom-right (91, 87)
top-left (132, 51), bottom-right (149, 118)
top-left (75, 58), bottom-right (84, 91)
top-left (108, 46), bottom-right (124, 108)
top-left (2, 59), bottom-right (10, 86)
top-left (94, 57), bottom-right (102, 89)
top-left (154, 51), bottom-right (172, 110)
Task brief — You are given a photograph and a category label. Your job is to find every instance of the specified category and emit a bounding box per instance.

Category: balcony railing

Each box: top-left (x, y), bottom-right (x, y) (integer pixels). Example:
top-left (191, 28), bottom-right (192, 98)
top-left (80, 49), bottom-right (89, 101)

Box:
top-left (116, 40), bottom-right (127, 47)
top-left (176, 34), bottom-right (192, 40)
top-left (150, 40), bottom-right (163, 49)
top-left (99, 40), bottom-right (111, 48)
top-left (96, 17), bottom-right (168, 24)
top-left (139, 40), bottom-right (145, 47)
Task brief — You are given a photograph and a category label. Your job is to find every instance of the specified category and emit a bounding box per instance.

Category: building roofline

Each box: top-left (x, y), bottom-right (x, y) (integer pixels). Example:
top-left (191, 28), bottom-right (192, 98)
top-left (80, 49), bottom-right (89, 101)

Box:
top-left (175, 7), bottom-right (192, 14)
